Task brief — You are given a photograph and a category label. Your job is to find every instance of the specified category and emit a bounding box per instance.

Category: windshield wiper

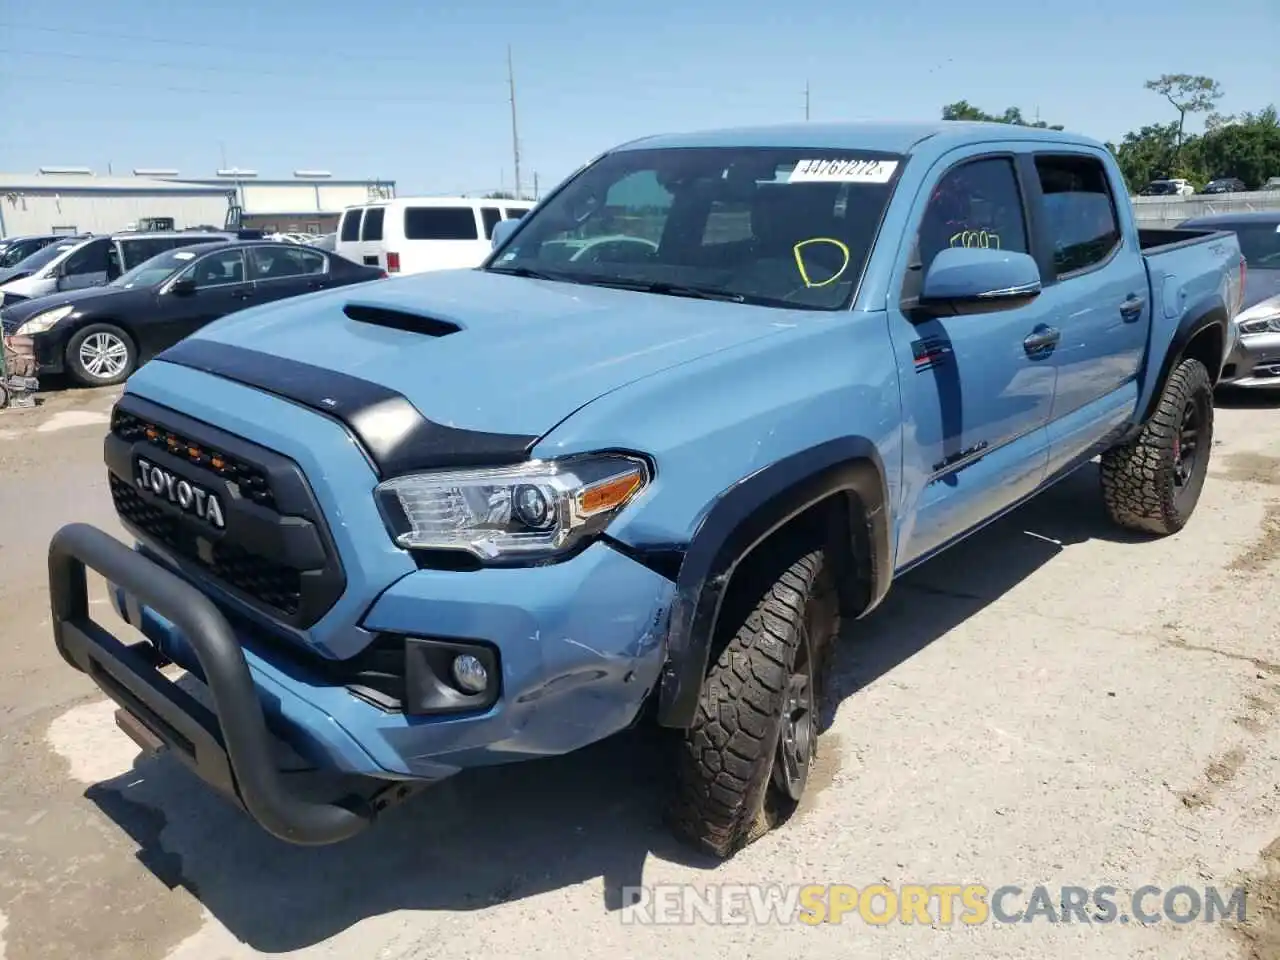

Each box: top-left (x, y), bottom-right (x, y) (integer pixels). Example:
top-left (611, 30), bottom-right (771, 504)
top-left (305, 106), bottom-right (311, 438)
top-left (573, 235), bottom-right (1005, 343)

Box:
top-left (486, 265), bottom-right (579, 283)
top-left (576, 277), bottom-right (747, 303)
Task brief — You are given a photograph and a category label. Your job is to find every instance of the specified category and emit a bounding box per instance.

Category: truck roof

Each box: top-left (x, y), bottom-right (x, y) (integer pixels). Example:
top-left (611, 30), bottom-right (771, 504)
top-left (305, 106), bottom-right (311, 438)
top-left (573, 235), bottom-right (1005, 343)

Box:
top-left (617, 120), bottom-right (1106, 157)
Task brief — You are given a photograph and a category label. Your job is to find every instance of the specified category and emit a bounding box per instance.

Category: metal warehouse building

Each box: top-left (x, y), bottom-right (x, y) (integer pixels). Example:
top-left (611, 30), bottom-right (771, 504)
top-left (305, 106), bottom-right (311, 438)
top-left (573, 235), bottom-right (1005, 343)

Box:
top-left (0, 170), bottom-right (233, 237)
top-left (0, 167), bottom-right (396, 238)
top-left (183, 169), bottom-right (396, 235)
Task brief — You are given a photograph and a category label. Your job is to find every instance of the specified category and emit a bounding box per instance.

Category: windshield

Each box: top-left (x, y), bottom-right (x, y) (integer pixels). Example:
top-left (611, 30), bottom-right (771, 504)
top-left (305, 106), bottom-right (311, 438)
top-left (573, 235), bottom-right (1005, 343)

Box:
top-left (8, 240), bottom-right (81, 274)
top-left (108, 247), bottom-right (203, 288)
top-left (484, 145), bottom-right (904, 310)
top-left (0, 240), bottom-right (44, 268)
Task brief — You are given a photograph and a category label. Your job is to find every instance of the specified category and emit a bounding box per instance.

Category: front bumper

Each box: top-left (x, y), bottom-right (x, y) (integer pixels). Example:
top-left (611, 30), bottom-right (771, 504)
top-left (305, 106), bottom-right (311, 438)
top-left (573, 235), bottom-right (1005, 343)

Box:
top-left (49, 522), bottom-right (675, 845)
top-left (1220, 330), bottom-right (1280, 388)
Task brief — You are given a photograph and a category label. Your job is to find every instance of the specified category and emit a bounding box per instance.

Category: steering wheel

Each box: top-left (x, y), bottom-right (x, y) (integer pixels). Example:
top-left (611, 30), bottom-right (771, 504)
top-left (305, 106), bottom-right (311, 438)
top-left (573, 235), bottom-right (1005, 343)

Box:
top-left (569, 237), bottom-right (658, 264)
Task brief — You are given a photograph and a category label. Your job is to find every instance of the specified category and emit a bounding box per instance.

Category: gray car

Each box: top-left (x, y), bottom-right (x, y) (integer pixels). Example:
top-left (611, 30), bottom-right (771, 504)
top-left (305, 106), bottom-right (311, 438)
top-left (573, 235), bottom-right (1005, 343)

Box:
top-left (1179, 211), bottom-right (1280, 389)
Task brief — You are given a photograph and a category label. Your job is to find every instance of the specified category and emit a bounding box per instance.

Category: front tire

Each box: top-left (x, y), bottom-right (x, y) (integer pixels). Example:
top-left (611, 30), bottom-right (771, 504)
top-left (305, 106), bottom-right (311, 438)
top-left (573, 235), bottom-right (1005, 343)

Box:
top-left (667, 543), bottom-right (839, 859)
top-left (1100, 357), bottom-right (1214, 535)
top-left (66, 323), bottom-right (137, 387)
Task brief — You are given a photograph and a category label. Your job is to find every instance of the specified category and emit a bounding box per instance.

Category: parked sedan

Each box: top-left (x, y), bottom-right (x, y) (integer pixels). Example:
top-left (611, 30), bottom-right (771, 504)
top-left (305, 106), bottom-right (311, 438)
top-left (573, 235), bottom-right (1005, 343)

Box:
top-left (0, 240), bottom-right (385, 387)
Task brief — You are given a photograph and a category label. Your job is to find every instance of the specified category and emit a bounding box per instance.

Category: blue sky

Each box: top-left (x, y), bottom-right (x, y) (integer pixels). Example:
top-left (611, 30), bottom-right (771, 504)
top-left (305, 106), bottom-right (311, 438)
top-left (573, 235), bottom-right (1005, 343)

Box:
top-left (1, 0), bottom-right (1275, 196)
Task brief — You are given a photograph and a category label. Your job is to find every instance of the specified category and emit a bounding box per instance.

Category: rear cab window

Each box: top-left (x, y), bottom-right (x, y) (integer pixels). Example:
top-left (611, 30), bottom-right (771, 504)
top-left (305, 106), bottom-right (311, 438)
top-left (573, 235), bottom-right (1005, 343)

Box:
top-left (403, 206), bottom-right (480, 240)
top-left (339, 208), bottom-right (365, 242)
top-left (1034, 154), bottom-right (1122, 277)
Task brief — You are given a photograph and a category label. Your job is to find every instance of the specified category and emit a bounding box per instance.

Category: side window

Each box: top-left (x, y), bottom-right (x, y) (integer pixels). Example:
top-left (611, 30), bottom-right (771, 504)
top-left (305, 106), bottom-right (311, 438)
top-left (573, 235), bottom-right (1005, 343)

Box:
top-left (249, 245), bottom-right (327, 280)
top-left (121, 238), bottom-right (178, 270)
top-left (185, 250), bottom-right (246, 288)
top-left (916, 157), bottom-right (1029, 275)
top-left (403, 207), bottom-right (480, 240)
top-left (63, 239), bottom-right (111, 276)
top-left (1034, 155), bottom-right (1121, 276)
top-left (361, 207), bottom-right (385, 241)
top-left (504, 208), bottom-right (527, 220)
top-left (339, 208), bottom-right (364, 242)
top-left (480, 207), bottom-right (503, 238)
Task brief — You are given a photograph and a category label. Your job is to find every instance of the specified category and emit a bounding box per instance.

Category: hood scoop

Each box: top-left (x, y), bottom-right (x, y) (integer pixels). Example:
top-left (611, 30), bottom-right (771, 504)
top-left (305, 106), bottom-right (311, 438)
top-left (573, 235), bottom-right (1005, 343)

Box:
top-left (343, 302), bottom-right (463, 337)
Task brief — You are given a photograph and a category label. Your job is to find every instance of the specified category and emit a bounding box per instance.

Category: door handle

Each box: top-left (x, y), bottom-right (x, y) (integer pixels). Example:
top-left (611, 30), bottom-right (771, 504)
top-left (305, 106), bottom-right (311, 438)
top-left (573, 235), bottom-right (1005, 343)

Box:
top-left (1023, 325), bottom-right (1060, 357)
top-left (1119, 294), bottom-right (1145, 321)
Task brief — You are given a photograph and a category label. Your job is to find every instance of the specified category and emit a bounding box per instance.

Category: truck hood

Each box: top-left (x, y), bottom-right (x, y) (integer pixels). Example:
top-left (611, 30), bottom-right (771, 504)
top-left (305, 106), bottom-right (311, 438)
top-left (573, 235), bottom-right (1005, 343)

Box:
top-left (175, 268), bottom-right (795, 436)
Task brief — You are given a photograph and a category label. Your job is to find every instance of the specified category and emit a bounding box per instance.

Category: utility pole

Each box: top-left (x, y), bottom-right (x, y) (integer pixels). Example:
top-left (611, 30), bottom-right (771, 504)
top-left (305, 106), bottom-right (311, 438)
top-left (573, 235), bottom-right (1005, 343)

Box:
top-left (507, 45), bottom-right (522, 201)
top-left (804, 81), bottom-right (810, 121)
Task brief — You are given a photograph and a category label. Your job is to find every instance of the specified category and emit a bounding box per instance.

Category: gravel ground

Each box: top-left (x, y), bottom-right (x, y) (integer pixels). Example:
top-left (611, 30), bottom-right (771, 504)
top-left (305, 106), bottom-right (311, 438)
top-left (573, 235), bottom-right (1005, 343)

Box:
top-left (0, 385), bottom-right (1277, 960)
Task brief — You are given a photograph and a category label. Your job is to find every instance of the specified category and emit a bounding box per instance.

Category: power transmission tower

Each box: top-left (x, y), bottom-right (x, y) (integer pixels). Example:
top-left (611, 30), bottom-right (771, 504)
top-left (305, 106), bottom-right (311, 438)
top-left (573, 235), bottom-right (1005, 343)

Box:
top-left (507, 45), bottom-right (522, 200)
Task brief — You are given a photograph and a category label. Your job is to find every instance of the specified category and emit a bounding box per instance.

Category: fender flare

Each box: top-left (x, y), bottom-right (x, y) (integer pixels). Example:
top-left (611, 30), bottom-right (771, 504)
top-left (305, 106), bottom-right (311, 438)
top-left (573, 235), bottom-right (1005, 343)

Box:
top-left (655, 436), bottom-right (893, 728)
top-left (1136, 298), bottom-right (1229, 428)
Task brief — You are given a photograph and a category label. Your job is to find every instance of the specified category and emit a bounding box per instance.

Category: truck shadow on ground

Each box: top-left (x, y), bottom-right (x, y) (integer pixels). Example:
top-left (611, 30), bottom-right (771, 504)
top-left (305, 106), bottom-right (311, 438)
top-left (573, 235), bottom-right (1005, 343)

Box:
top-left (83, 463), bottom-right (1146, 952)
top-left (1214, 386), bottom-right (1280, 409)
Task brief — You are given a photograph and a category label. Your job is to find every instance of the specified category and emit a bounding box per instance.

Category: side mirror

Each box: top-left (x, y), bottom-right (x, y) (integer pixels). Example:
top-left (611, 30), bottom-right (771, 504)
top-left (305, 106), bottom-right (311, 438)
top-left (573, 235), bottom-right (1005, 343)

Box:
top-left (491, 218), bottom-right (520, 249)
top-left (169, 277), bottom-right (197, 296)
top-left (916, 247), bottom-right (1042, 317)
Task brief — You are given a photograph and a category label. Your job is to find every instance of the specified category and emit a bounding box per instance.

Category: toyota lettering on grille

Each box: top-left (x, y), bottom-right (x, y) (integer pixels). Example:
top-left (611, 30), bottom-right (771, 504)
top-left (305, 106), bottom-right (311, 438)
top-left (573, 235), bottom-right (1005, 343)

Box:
top-left (136, 458), bottom-right (226, 530)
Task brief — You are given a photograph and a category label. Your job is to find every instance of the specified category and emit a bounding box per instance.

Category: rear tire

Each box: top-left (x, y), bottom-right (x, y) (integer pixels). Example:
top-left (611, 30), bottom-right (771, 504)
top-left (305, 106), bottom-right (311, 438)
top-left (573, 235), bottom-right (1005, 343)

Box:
top-left (66, 323), bottom-right (137, 387)
top-left (666, 542), bottom-right (839, 859)
top-left (1100, 357), bottom-right (1214, 535)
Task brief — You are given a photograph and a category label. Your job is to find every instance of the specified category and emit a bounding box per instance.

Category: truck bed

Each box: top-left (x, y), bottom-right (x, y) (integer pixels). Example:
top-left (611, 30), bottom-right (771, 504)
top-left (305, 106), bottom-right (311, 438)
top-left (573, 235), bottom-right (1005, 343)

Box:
top-left (1137, 226), bottom-right (1221, 252)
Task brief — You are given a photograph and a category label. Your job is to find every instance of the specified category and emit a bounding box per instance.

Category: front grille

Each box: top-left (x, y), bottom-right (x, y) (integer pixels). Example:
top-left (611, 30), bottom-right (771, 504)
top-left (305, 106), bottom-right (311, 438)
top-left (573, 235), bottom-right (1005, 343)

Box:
top-left (110, 477), bottom-right (303, 614)
top-left (112, 409), bottom-right (276, 509)
top-left (105, 396), bottom-right (347, 629)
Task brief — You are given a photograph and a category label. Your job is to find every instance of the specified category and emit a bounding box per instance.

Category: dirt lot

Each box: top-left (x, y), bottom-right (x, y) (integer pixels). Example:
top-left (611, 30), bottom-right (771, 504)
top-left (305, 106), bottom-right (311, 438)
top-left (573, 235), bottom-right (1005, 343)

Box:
top-left (0, 385), bottom-right (1277, 960)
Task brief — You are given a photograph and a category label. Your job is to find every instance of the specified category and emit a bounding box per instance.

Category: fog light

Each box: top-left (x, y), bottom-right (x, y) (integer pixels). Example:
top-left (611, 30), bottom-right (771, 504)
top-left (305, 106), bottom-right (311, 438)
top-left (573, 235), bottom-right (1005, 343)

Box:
top-left (451, 654), bottom-right (489, 694)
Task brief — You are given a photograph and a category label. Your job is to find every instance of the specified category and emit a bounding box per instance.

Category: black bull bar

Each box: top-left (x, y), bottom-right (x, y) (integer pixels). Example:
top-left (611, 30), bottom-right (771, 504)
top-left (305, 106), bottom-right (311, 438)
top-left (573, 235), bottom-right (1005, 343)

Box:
top-left (48, 521), bottom-right (378, 846)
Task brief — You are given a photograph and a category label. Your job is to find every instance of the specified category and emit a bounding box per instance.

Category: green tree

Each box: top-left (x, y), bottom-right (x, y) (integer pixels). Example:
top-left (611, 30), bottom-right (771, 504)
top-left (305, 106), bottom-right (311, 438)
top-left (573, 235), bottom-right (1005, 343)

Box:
top-left (1143, 74), bottom-right (1223, 158)
top-left (483, 190), bottom-right (517, 199)
top-left (941, 101), bottom-right (1064, 130)
top-left (1108, 121), bottom-right (1202, 191)
top-left (1195, 105), bottom-right (1280, 187)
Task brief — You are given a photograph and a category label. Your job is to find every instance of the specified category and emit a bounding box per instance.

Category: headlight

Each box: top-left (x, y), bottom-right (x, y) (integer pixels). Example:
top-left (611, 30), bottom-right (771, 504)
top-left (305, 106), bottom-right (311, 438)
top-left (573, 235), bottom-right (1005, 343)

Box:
top-left (13, 304), bottom-right (74, 336)
top-left (1239, 312), bottom-right (1280, 336)
top-left (375, 453), bottom-right (651, 562)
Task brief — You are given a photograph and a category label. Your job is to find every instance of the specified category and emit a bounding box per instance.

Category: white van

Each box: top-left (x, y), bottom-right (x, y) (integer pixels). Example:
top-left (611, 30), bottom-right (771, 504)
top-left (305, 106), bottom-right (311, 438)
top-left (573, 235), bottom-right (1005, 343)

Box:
top-left (334, 197), bottom-right (535, 275)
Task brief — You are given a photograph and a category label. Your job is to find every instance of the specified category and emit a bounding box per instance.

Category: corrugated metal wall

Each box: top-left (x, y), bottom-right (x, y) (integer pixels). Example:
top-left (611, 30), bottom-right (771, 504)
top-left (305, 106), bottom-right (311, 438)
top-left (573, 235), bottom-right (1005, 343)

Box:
top-left (0, 192), bottom-right (231, 236)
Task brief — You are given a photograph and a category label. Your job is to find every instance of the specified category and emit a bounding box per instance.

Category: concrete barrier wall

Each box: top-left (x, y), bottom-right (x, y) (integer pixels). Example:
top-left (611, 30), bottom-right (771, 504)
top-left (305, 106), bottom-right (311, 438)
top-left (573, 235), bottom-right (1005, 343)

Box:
top-left (1130, 190), bottom-right (1280, 223)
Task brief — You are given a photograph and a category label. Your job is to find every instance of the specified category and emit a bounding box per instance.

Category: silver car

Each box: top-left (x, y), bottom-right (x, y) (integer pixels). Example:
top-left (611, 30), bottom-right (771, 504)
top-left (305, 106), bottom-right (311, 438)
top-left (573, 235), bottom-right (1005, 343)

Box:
top-left (1179, 212), bottom-right (1280, 390)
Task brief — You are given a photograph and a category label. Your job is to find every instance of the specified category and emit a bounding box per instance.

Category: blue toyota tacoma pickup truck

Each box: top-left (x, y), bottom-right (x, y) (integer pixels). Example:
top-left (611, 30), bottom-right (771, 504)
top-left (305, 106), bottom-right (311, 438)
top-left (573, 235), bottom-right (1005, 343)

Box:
top-left (49, 121), bottom-right (1246, 860)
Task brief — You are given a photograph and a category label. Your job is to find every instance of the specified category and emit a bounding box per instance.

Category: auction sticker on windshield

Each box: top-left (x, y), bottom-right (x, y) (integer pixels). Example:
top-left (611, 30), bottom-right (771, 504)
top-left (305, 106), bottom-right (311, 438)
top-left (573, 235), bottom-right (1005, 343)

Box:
top-left (788, 159), bottom-right (898, 183)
